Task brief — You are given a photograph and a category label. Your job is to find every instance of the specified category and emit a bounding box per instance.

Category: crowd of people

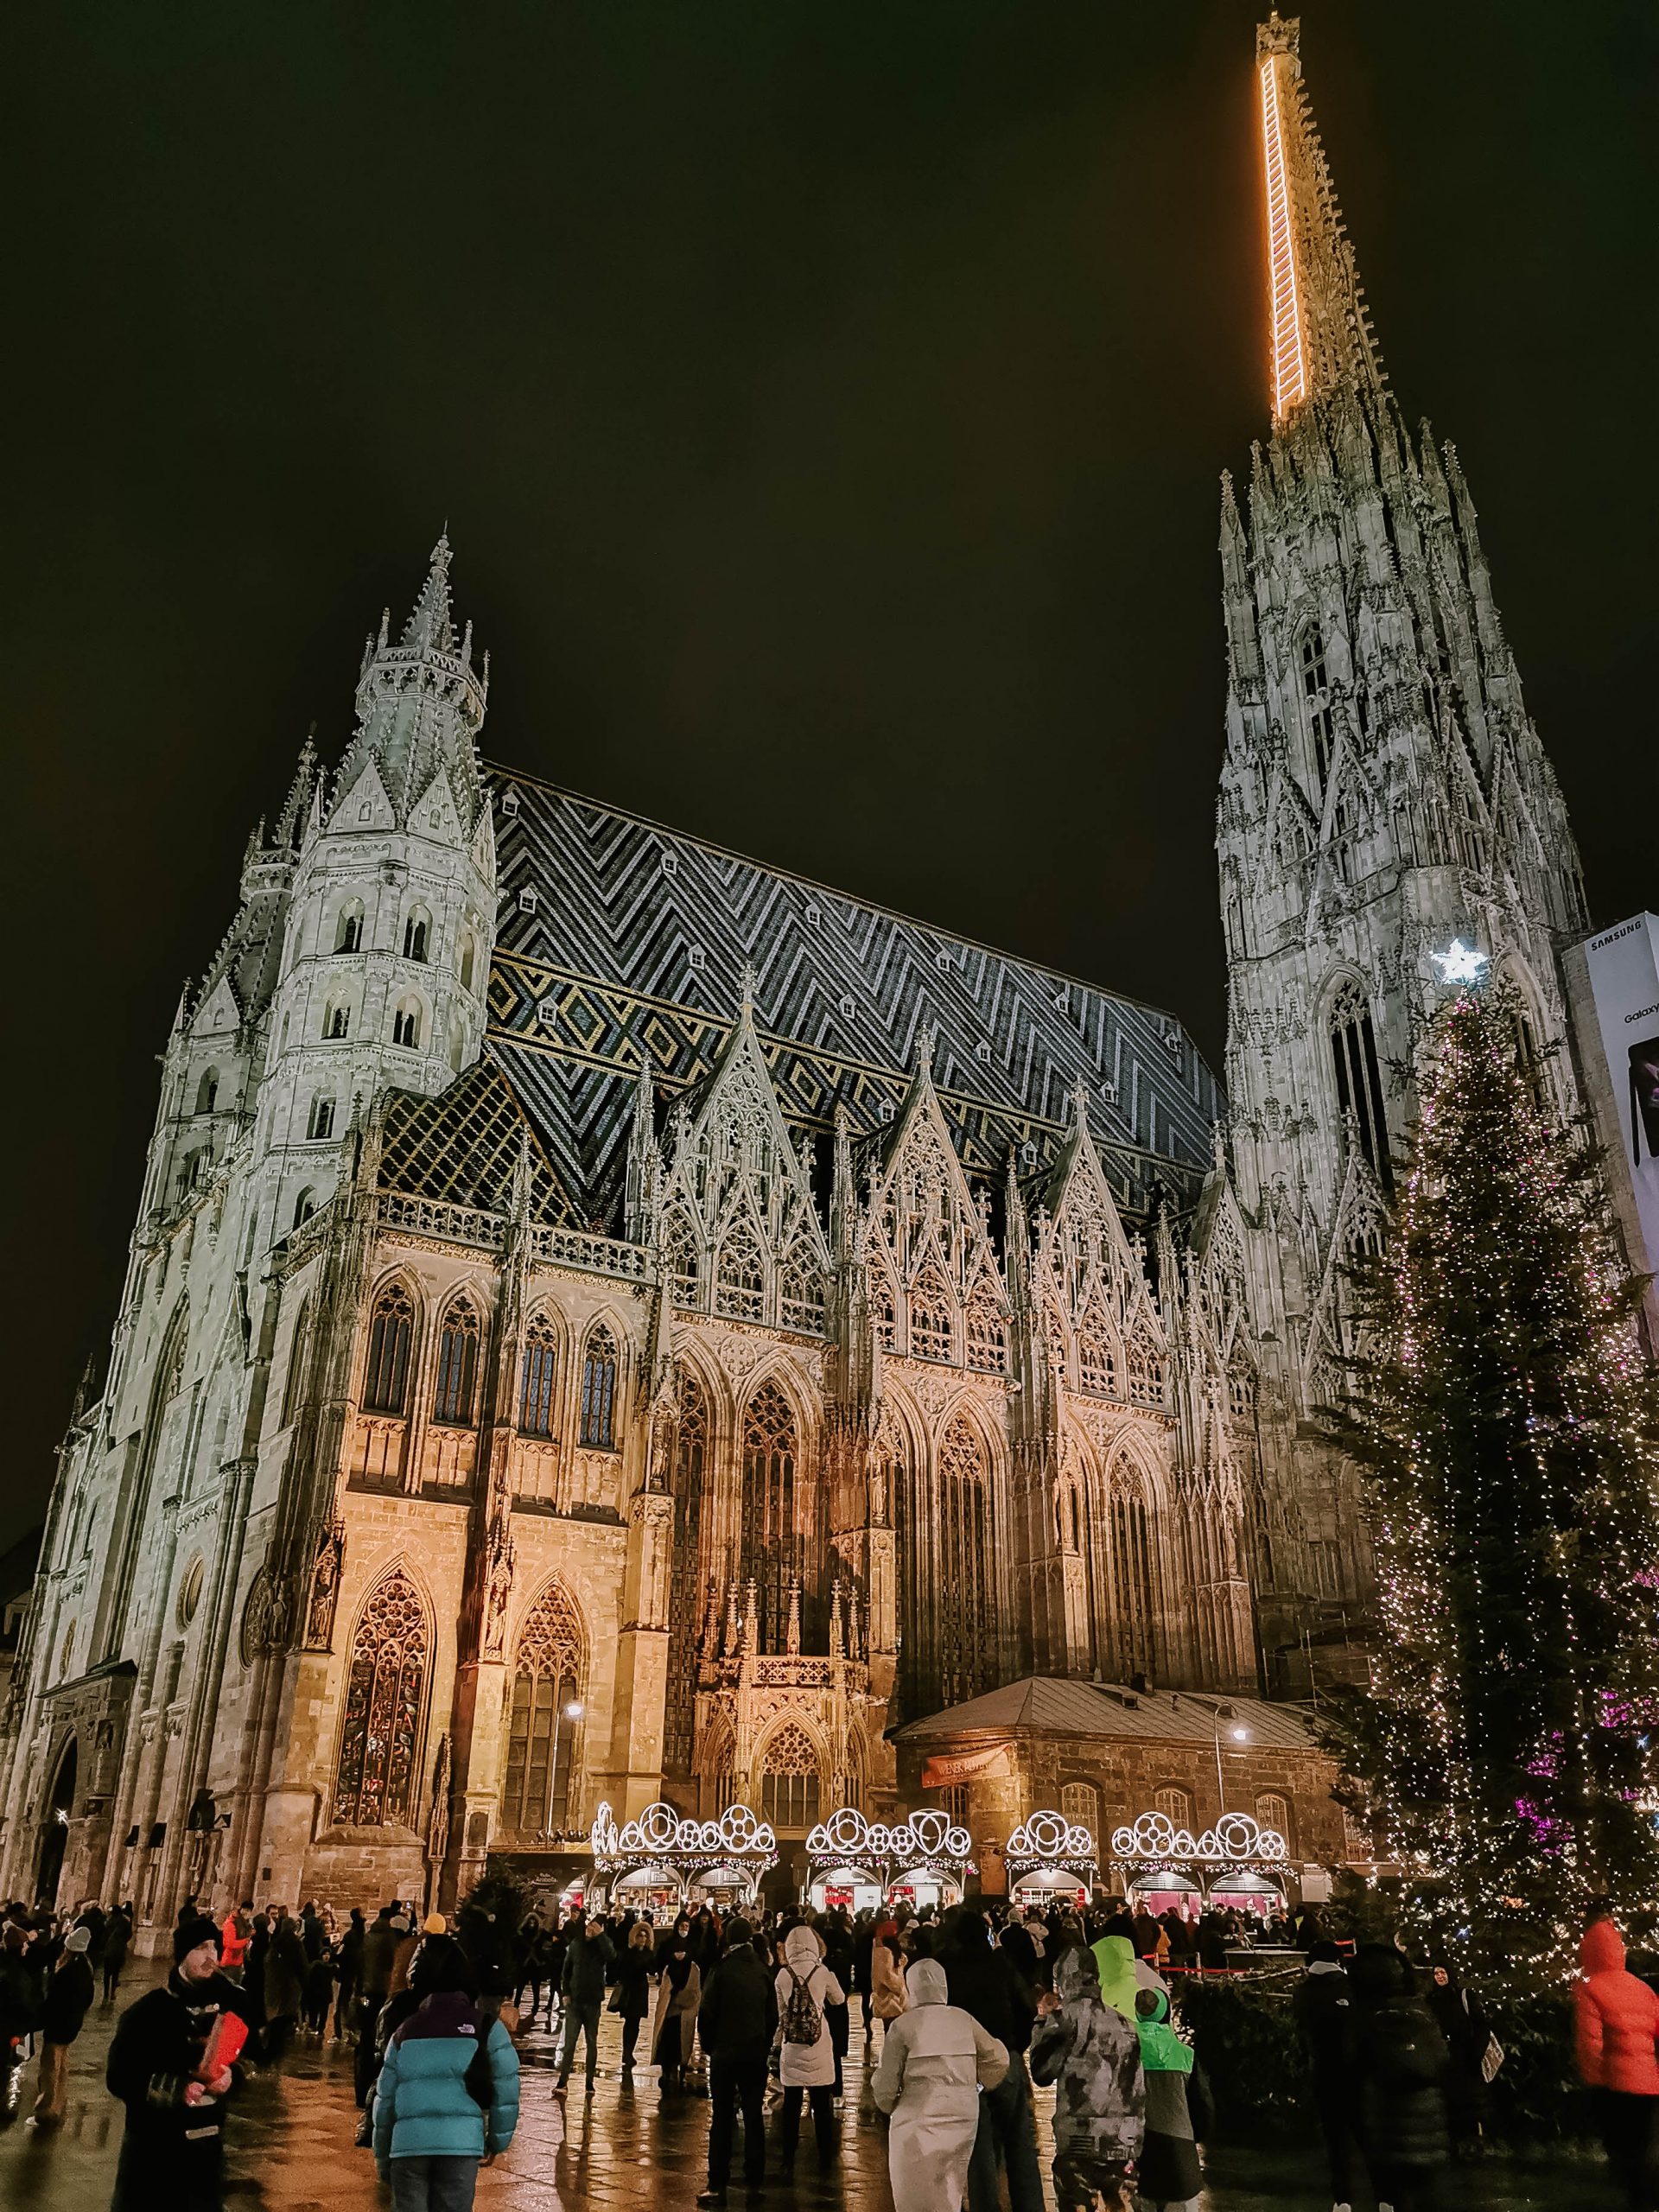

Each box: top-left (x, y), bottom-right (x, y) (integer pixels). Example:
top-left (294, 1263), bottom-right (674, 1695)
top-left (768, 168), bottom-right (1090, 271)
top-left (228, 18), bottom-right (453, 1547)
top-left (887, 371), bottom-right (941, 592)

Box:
top-left (9, 1880), bottom-right (1659, 2212)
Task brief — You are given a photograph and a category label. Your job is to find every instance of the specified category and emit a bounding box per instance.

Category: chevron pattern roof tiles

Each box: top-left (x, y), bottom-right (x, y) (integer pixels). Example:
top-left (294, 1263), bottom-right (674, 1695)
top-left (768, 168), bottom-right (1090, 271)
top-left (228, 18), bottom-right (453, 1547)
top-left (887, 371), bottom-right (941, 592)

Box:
top-left (485, 768), bottom-right (1223, 1224)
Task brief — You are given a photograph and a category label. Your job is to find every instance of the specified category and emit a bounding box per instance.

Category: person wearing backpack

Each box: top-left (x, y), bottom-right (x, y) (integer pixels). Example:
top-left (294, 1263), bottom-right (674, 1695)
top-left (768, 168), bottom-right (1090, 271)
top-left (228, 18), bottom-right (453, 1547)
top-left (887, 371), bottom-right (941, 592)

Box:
top-left (773, 1922), bottom-right (843, 2177)
top-left (372, 1936), bottom-right (518, 2212)
top-left (1349, 1944), bottom-right (1452, 2212)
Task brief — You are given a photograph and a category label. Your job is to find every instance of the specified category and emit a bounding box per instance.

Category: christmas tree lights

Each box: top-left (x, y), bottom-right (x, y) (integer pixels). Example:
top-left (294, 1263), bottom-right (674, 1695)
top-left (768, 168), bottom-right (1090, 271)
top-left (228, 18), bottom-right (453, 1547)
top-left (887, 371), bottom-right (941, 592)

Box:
top-left (1332, 985), bottom-right (1659, 1980)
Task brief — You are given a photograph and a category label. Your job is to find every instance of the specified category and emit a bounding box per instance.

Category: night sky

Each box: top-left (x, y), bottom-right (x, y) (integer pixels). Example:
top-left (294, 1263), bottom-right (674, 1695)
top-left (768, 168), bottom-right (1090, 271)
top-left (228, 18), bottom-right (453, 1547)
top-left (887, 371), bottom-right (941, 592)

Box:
top-left (7, 0), bottom-right (1654, 1549)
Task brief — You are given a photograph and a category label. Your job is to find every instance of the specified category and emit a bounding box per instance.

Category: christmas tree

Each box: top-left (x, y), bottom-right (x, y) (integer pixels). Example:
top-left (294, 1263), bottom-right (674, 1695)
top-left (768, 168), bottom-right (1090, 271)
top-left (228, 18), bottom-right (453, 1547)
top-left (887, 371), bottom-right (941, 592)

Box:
top-left (1332, 981), bottom-right (1659, 1979)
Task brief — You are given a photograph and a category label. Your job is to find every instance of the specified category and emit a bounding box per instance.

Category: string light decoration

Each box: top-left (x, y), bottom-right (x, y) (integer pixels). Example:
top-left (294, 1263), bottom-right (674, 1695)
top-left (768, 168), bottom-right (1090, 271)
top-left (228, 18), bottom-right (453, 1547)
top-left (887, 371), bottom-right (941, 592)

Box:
top-left (1331, 984), bottom-right (1659, 1978)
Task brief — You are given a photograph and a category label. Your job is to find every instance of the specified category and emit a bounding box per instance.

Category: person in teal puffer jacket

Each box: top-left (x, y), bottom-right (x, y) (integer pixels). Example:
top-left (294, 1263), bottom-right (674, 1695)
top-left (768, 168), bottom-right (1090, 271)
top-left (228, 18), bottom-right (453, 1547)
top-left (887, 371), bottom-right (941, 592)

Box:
top-left (372, 1937), bottom-right (519, 2212)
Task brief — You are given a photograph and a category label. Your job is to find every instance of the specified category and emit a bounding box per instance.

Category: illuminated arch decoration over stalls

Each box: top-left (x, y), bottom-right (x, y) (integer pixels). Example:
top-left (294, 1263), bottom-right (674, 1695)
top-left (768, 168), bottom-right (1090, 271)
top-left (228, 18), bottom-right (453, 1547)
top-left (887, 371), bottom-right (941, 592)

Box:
top-left (589, 1800), bottom-right (778, 1916)
top-left (805, 1806), bottom-right (972, 1914)
top-left (1006, 1808), bottom-right (1098, 1910)
top-left (1109, 1808), bottom-right (1291, 1918)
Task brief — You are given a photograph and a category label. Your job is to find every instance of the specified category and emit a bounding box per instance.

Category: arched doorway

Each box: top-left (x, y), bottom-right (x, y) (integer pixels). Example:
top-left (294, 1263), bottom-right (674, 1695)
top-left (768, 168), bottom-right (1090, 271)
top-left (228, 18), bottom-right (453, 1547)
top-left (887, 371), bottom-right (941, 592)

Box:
top-left (35, 1735), bottom-right (77, 1906)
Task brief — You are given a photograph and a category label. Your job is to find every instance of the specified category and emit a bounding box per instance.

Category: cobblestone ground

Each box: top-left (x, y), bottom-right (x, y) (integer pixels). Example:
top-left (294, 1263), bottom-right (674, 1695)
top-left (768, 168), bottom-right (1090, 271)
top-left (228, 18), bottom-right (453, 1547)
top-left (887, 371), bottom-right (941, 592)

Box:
top-left (0, 1974), bottom-right (1621, 2212)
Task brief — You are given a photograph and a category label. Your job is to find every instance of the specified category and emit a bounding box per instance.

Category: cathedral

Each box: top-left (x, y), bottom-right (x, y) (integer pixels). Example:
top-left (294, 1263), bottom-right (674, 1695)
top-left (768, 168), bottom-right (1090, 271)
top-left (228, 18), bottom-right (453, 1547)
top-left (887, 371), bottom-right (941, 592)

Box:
top-left (0, 16), bottom-right (1592, 1929)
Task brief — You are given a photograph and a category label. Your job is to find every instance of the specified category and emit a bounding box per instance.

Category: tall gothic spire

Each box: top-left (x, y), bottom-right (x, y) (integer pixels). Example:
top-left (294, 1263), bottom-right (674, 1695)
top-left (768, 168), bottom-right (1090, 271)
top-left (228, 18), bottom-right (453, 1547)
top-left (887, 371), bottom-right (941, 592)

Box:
top-left (1255, 14), bottom-right (1385, 424)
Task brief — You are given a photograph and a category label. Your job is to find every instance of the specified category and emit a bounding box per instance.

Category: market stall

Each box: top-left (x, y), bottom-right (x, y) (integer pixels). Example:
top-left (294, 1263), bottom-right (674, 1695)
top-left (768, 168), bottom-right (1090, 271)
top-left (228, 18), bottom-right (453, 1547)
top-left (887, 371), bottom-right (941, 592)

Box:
top-left (1005, 1808), bottom-right (1097, 1912)
top-left (1108, 1808), bottom-right (1290, 1918)
top-left (588, 1800), bottom-right (778, 1919)
top-left (804, 1806), bottom-right (972, 1913)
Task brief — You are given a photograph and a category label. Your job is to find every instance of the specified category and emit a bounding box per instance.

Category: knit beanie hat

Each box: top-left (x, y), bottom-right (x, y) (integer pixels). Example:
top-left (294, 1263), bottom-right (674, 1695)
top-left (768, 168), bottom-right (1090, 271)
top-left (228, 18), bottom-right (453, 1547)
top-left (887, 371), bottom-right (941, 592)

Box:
top-left (174, 1915), bottom-right (221, 1963)
top-left (423, 1913), bottom-right (448, 1935)
top-left (64, 1926), bottom-right (92, 1954)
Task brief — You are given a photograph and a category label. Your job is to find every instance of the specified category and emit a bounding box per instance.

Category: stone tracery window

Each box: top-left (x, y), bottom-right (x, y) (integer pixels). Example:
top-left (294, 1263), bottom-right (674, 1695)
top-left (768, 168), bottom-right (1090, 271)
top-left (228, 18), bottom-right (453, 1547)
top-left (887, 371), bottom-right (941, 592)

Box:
top-left (663, 1209), bottom-right (699, 1309)
top-left (1127, 1331), bottom-right (1166, 1408)
top-left (664, 1369), bottom-right (709, 1779)
top-left (1078, 1306), bottom-right (1118, 1397)
top-left (740, 1380), bottom-right (802, 1652)
top-left (779, 1250), bottom-right (824, 1334)
top-left (965, 1287), bottom-right (1007, 1375)
top-left (502, 1580), bottom-right (584, 1839)
top-left (518, 1312), bottom-right (557, 1437)
top-left (1228, 1361), bottom-right (1254, 1419)
top-left (908, 1267), bottom-right (955, 1363)
top-left (938, 1414), bottom-right (995, 1708)
top-left (1109, 1475), bottom-right (1158, 1681)
top-left (760, 1722), bottom-right (822, 1833)
top-left (1329, 983), bottom-right (1392, 1190)
top-left (363, 1282), bottom-right (415, 1414)
top-left (1300, 624), bottom-right (1334, 785)
top-left (579, 1324), bottom-right (618, 1448)
top-left (870, 1269), bottom-right (899, 1352)
top-left (432, 1300), bottom-right (480, 1426)
top-left (715, 1220), bottom-right (766, 1321)
top-left (334, 1569), bottom-right (427, 1826)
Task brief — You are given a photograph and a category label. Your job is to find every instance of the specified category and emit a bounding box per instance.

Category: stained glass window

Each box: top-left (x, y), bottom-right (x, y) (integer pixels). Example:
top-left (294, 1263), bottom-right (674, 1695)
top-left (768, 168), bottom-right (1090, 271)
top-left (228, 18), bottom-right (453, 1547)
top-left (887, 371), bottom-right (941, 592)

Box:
top-left (1329, 985), bottom-right (1392, 1189)
top-left (579, 1324), bottom-right (618, 1448)
top-left (518, 1313), bottom-right (557, 1437)
top-left (1110, 1479), bottom-right (1158, 1680)
top-left (938, 1414), bottom-right (995, 1707)
top-left (363, 1283), bottom-right (415, 1414)
top-left (502, 1581), bottom-right (584, 1839)
top-left (334, 1570), bottom-right (427, 1826)
top-left (760, 1723), bottom-right (821, 1833)
top-left (664, 1370), bottom-right (709, 1778)
top-left (740, 1381), bottom-right (799, 1650)
top-left (432, 1301), bottom-right (480, 1426)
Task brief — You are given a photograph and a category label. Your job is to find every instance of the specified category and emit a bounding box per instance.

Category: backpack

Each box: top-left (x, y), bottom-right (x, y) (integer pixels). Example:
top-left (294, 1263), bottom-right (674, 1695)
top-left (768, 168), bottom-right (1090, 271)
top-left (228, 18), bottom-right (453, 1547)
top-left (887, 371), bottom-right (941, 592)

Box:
top-left (782, 1966), bottom-right (822, 2047)
top-left (462, 2007), bottom-right (497, 2111)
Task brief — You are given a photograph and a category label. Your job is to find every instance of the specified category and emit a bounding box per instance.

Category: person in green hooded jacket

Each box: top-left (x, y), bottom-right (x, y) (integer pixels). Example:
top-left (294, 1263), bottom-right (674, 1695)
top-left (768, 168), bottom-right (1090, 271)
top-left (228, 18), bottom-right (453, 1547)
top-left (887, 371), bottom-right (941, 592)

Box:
top-left (1090, 1934), bottom-right (1142, 2024)
top-left (1133, 1985), bottom-right (1213, 2210)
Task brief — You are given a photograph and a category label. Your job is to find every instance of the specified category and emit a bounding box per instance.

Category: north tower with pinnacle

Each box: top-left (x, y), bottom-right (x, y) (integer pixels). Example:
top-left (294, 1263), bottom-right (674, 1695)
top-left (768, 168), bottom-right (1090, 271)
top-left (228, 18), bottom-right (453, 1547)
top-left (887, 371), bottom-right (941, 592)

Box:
top-left (1220, 14), bottom-right (1589, 1680)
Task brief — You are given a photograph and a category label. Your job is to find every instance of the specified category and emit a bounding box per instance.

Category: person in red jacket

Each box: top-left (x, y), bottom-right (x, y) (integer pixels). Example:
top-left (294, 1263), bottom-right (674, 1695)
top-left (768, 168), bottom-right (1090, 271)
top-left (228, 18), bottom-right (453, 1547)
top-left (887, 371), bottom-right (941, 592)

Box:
top-left (219, 1904), bottom-right (252, 1982)
top-left (1576, 1917), bottom-right (1659, 2209)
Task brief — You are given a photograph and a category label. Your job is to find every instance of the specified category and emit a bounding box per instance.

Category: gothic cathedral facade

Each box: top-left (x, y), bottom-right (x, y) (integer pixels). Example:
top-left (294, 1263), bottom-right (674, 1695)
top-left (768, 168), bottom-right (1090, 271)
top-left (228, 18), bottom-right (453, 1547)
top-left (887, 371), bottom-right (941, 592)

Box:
top-left (0, 16), bottom-right (1591, 1926)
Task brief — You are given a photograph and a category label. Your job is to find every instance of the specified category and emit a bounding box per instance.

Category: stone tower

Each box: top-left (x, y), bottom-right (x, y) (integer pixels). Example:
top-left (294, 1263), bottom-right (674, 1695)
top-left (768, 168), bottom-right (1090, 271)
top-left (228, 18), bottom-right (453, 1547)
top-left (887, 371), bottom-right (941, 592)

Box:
top-left (254, 537), bottom-right (498, 1240)
top-left (1219, 15), bottom-right (1589, 1680)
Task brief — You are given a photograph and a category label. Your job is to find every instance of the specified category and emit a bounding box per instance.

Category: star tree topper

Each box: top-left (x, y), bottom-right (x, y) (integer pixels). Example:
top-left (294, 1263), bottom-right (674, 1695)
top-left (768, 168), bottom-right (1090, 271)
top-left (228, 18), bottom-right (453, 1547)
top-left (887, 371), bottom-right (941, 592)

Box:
top-left (1431, 938), bottom-right (1490, 987)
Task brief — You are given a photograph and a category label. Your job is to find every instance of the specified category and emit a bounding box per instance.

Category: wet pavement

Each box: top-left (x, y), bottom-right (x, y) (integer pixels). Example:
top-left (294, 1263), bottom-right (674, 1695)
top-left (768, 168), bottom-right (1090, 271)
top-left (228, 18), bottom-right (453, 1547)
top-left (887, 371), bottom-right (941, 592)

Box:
top-left (0, 1973), bottom-right (1622, 2212)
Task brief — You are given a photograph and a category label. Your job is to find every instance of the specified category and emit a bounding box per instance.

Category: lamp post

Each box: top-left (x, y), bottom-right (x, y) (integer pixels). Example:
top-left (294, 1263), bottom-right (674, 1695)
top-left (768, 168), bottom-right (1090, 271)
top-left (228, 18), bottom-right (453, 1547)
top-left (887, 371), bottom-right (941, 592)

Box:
top-left (1213, 1722), bottom-right (1249, 1821)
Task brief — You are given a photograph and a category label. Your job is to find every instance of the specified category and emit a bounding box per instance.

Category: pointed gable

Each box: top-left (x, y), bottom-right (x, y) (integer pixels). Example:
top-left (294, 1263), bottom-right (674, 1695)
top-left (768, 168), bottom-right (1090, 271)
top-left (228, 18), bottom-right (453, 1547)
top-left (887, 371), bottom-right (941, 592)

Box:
top-left (327, 754), bottom-right (396, 837)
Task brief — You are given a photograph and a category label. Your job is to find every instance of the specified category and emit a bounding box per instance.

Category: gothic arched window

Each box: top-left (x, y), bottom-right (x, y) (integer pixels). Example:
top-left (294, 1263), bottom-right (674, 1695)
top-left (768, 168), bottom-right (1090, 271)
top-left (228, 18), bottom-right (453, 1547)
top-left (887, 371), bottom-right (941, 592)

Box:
top-left (1228, 1360), bottom-right (1255, 1420)
top-left (1300, 624), bottom-right (1333, 785)
top-left (308, 1094), bottom-right (336, 1142)
top-left (281, 1295), bottom-right (311, 1428)
top-left (780, 1252), bottom-right (824, 1335)
top-left (1154, 1785), bottom-right (1192, 1831)
top-left (938, 1414), bottom-right (995, 1708)
top-left (363, 1283), bottom-right (415, 1414)
top-left (1255, 1791), bottom-right (1292, 1847)
top-left (1127, 1330), bottom-right (1165, 1408)
top-left (1059, 1780), bottom-right (1099, 1834)
top-left (740, 1381), bottom-right (799, 1651)
top-left (1109, 1476), bottom-right (1158, 1680)
top-left (325, 1002), bottom-right (351, 1039)
top-left (1329, 984), bottom-right (1392, 1188)
top-left (870, 1269), bottom-right (899, 1352)
top-left (403, 907), bottom-right (430, 963)
top-left (432, 1301), bottom-right (480, 1426)
top-left (459, 933), bottom-right (477, 992)
top-left (195, 1068), bottom-right (219, 1116)
top-left (578, 1324), bottom-right (618, 1449)
top-left (334, 1570), bottom-right (427, 1826)
top-left (908, 1268), bottom-right (955, 1363)
top-left (760, 1722), bottom-right (822, 1833)
top-left (335, 900), bottom-right (365, 953)
top-left (664, 1370), bottom-right (709, 1778)
top-left (518, 1312), bottom-right (557, 1438)
top-left (715, 1222), bottom-right (766, 1321)
top-left (392, 998), bottom-right (423, 1050)
top-left (502, 1581), bottom-right (584, 1840)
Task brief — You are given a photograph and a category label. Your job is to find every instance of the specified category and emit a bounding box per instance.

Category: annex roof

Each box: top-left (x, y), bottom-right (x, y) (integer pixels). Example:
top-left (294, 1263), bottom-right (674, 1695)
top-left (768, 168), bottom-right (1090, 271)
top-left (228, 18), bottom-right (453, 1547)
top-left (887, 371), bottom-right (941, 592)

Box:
top-left (892, 1675), bottom-right (1317, 1752)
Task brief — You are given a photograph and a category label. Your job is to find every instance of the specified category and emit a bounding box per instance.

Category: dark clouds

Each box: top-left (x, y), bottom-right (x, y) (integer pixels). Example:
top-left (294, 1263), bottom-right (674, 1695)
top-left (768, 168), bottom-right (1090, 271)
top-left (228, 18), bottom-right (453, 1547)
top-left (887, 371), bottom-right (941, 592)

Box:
top-left (4, 0), bottom-right (1653, 1546)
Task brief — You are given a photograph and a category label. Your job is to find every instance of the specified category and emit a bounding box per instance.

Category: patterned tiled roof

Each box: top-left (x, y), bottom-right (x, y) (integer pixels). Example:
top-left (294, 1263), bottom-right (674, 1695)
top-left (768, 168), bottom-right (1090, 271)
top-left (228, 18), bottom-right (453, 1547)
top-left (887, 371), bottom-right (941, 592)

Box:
top-left (377, 1058), bottom-right (573, 1222)
top-left (485, 770), bottom-right (1224, 1227)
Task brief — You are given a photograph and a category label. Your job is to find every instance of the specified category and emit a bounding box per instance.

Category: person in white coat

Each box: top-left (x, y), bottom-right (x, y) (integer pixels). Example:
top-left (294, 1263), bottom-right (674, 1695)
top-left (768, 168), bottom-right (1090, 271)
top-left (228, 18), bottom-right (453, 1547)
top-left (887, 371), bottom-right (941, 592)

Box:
top-left (773, 1922), bottom-right (844, 2177)
top-left (872, 1956), bottom-right (1009, 2212)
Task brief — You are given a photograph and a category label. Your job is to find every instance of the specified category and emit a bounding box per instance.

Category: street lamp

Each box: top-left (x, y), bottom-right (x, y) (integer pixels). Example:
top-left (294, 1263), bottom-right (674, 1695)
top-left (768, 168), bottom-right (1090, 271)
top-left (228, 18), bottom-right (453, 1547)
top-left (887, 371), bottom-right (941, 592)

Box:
top-left (1213, 1723), bottom-right (1249, 1817)
top-left (548, 1700), bottom-right (584, 1839)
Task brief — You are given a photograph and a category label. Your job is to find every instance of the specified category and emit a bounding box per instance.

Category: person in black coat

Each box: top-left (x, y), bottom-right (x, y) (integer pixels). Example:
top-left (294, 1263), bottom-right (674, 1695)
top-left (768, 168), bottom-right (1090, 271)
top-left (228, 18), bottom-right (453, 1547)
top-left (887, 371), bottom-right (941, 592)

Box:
top-left (106, 1916), bottom-right (253, 2212)
top-left (1349, 1944), bottom-right (1453, 2212)
top-left (32, 1924), bottom-right (96, 2125)
top-left (1293, 1941), bottom-right (1367, 2211)
top-left (941, 1904), bottom-right (1044, 2212)
top-left (102, 1906), bottom-right (133, 2005)
top-left (1425, 1961), bottom-right (1491, 2152)
top-left (696, 1916), bottom-right (779, 2208)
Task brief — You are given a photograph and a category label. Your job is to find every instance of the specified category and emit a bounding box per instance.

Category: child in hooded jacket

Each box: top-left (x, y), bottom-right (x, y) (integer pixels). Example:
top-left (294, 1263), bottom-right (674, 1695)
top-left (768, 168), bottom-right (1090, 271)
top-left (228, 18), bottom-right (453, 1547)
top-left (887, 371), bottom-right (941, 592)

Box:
top-left (1577, 1917), bottom-right (1659, 2212)
top-left (1132, 1985), bottom-right (1212, 2212)
top-left (1029, 1946), bottom-right (1145, 2212)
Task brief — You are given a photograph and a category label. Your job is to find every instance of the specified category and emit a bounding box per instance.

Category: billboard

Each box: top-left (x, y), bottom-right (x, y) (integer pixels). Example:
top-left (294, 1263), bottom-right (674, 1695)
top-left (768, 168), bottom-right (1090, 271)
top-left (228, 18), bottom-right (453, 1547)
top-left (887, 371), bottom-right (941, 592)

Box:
top-left (1580, 913), bottom-right (1659, 1284)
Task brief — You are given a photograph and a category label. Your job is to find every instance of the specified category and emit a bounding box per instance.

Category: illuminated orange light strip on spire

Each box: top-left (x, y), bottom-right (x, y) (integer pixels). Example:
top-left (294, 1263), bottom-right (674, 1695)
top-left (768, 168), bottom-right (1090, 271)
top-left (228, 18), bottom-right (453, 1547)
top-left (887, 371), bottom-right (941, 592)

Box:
top-left (1259, 53), bottom-right (1306, 419)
